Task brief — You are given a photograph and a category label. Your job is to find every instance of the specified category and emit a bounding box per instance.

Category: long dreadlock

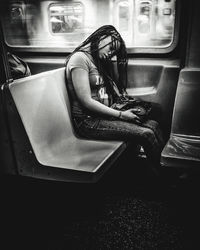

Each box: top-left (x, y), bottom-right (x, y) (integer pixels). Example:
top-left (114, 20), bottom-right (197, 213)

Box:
top-left (65, 25), bottom-right (128, 99)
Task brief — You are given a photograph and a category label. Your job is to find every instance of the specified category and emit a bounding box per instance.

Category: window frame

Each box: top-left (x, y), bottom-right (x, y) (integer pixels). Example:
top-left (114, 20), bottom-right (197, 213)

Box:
top-left (1, 0), bottom-right (180, 55)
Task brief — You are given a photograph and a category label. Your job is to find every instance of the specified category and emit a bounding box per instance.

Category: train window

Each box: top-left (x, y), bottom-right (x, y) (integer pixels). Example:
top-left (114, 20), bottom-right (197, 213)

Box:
top-left (50, 3), bottom-right (84, 34)
top-left (1, 0), bottom-right (177, 53)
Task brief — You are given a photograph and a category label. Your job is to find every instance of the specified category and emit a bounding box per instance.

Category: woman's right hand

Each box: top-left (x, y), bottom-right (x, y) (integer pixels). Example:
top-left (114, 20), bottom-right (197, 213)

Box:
top-left (120, 109), bottom-right (142, 124)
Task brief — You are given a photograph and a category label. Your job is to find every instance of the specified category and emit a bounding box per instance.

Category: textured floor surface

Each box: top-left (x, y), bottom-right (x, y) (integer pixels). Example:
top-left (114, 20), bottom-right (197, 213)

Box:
top-left (1, 156), bottom-right (200, 250)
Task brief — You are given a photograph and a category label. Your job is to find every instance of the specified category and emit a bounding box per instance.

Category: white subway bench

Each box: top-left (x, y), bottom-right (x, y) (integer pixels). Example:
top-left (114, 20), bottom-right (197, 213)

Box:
top-left (8, 67), bottom-right (129, 183)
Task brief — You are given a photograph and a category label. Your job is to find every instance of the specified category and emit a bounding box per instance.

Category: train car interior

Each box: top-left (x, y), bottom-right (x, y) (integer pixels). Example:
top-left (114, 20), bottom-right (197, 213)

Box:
top-left (0, 0), bottom-right (199, 184)
top-left (1, 0), bottom-right (200, 249)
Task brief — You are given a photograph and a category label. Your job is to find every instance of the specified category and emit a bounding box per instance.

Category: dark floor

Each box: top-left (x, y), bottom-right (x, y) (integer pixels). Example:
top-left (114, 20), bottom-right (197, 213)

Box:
top-left (1, 156), bottom-right (200, 250)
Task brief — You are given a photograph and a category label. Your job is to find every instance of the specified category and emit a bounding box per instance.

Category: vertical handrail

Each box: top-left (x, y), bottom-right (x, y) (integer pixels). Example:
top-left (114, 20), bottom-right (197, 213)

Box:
top-left (0, 20), bottom-right (18, 174)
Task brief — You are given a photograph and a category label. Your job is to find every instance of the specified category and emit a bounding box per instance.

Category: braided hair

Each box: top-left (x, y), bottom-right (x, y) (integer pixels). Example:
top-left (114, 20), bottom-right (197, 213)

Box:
top-left (65, 25), bottom-right (128, 98)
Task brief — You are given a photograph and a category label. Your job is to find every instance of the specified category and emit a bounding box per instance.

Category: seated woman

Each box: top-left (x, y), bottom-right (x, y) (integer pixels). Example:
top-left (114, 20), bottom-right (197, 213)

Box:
top-left (65, 25), bottom-right (165, 175)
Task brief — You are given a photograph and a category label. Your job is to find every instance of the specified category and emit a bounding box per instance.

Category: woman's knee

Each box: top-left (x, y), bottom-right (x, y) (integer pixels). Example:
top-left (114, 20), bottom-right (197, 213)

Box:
top-left (141, 127), bottom-right (159, 147)
top-left (143, 127), bottom-right (155, 138)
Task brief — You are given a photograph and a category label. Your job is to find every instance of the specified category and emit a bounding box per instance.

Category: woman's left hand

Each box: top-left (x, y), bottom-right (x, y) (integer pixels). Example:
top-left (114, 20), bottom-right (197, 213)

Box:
top-left (120, 109), bottom-right (142, 124)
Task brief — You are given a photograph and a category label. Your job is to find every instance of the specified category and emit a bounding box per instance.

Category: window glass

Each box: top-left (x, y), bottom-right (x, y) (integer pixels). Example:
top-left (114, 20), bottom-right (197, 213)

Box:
top-left (50, 3), bottom-right (84, 34)
top-left (1, 0), bottom-right (177, 50)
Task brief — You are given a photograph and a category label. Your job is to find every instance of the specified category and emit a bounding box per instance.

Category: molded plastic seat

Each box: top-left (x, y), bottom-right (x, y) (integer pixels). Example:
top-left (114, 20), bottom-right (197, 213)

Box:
top-left (9, 68), bottom-right (126, 182)
top-left (161, 68), bottom-right (200, 168)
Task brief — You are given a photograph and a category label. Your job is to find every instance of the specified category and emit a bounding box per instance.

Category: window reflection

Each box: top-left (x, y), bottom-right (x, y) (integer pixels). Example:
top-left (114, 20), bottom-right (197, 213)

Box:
top-left (1, 0), bottom-right (176, 49)
top-left (118, 2), bottom-right (129, 32)
top-left (138, 2), bottom-right (151, 33)
top-left (50, 4), bottom-right (84, 33)
top-left (115, 0), bottom-right (176, 47)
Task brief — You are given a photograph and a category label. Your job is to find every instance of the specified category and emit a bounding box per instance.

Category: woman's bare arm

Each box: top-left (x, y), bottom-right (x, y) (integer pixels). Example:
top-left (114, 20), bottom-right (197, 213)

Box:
top-left (71, 68), bottom-right (141, 123)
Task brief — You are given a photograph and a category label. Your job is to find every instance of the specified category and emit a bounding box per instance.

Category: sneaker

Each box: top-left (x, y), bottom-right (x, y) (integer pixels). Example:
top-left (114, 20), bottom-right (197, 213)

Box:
top-left (138, 146), bottom-right (147, 159)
